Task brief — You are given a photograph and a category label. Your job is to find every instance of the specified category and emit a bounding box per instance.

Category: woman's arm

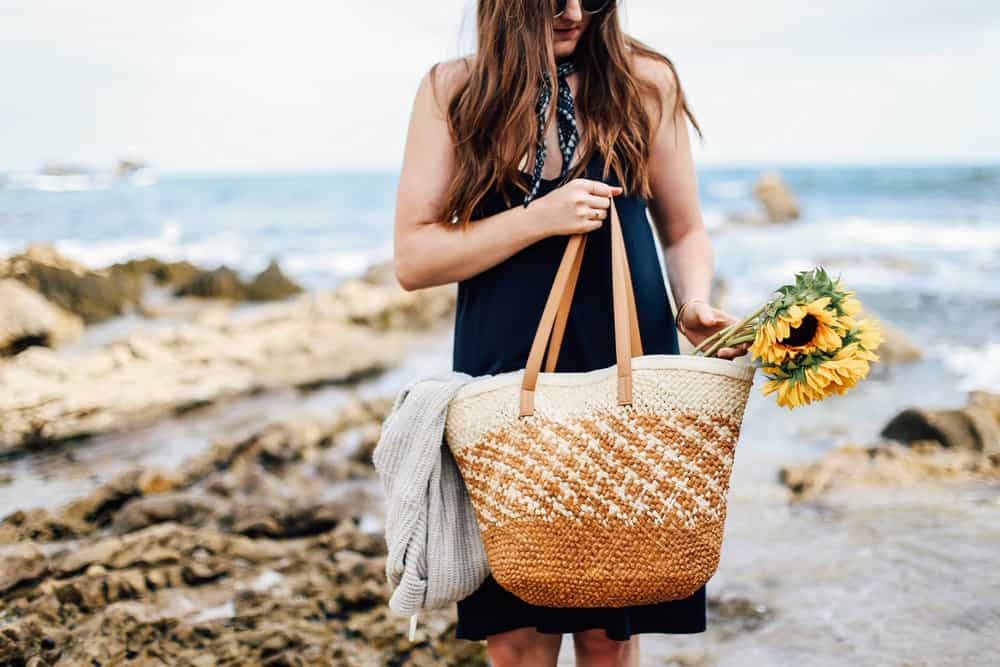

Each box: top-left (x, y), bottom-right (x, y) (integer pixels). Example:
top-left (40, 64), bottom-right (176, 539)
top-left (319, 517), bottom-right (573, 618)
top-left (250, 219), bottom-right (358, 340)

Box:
top-left (637, 56), bottom-right (714, 310)
top-left (638, 55), bottom-right (749, 359)
top-left (393, 60), bottom-right (619, 292)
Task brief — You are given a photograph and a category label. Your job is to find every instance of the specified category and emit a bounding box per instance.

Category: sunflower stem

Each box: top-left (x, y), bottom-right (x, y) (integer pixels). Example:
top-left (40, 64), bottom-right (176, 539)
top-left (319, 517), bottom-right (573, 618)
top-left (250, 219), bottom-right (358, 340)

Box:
top-left (694, 320), bottom-right (755, 353)
top-left (691, 323), bottom-right (736, 354)
top-left (695, 304), bottom-right (767, 357)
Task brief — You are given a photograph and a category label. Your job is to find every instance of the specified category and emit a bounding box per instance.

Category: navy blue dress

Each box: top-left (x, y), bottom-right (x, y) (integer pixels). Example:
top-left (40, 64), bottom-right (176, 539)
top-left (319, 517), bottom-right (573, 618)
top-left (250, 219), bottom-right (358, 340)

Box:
top-left (451, 151), bottom-right (707, 641)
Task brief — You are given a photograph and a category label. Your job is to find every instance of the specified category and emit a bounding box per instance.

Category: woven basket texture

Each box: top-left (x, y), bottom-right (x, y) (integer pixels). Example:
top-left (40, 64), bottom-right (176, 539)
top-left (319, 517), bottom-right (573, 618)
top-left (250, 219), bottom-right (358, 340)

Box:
top-left (445, 354), bottom-right (755, 607)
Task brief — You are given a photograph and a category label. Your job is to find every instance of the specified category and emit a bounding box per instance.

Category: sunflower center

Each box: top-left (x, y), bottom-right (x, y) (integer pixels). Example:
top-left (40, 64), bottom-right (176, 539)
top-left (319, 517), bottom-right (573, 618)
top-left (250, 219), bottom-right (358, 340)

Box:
top-left (780, 314), bottom-right (818, 347)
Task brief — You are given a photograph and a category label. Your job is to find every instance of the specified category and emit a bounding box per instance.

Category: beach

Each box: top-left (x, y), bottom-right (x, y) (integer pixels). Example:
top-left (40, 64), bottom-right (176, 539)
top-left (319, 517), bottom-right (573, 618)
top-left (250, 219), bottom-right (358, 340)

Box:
top-left (1, 165), bottom-right (998, 666)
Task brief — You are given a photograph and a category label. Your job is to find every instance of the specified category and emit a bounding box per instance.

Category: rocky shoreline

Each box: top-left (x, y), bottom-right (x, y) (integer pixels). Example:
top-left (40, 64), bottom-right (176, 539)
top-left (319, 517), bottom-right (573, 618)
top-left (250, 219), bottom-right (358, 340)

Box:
top-left (0, 245), bottom-right (454, 454)
top-left (1, 233), bottom-right (997, 665)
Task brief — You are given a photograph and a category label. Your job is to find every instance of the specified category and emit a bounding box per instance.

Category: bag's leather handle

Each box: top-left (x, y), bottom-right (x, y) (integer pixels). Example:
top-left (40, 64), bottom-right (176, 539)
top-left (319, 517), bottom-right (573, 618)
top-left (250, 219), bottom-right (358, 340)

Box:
top-left (544, 210), bottom-right (643, 373)
top-left (520, 196), bottom-right (643, 417)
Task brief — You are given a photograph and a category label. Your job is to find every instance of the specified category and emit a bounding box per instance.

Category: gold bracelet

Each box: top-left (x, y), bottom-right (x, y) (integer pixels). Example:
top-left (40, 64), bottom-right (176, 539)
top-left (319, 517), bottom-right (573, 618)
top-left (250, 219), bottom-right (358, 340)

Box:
top-left (675, 298), bottom-right (707, 335)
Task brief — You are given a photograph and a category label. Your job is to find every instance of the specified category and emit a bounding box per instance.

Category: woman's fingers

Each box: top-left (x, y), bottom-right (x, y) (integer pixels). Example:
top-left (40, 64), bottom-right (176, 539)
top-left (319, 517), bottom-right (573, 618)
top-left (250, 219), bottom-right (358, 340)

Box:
top-left (583, 194), bottom-right (613, 209)
top-left (717, 342), bottom-right (750, 359)
top-left (692, 302), bottom-right (718, 327)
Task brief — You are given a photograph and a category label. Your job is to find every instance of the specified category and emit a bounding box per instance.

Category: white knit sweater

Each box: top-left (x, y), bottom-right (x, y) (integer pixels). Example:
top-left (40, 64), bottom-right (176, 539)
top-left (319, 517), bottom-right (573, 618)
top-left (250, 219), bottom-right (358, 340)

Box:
top-left (372, 370), bottom-right (489, 622)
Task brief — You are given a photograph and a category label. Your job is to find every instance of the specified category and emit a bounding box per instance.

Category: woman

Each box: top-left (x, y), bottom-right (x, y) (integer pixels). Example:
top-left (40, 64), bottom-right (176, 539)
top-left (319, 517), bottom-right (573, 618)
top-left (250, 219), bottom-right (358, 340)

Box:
top-left (394, 1), bottom-right (749, 665)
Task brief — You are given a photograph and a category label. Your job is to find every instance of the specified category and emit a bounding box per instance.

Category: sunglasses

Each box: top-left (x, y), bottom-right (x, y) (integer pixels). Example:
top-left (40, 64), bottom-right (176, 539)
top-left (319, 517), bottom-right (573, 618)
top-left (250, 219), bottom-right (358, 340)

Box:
top-left (553, 0), bottom-right (613, 18)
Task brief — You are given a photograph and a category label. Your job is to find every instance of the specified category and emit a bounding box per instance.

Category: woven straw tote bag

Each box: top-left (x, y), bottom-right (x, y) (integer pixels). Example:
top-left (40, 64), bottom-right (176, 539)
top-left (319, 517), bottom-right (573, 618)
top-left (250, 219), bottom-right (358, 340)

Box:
top-left (444, 195), bottom-right (756, 607)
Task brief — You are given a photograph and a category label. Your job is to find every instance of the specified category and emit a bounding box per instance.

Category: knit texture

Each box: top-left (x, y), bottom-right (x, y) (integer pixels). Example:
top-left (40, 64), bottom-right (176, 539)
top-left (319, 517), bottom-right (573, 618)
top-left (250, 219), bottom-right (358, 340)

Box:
top-left (372, 370), bottom-right (489, 616)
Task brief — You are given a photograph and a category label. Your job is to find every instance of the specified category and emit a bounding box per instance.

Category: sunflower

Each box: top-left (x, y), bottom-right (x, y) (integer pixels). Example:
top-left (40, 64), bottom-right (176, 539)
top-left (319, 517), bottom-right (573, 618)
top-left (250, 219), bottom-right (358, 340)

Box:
top-left (758, 317), bottom-right (883, 408)
top-left (691, 266), bottom-right (884, 409)
top-left (750, 295), bottom-right (847, 366)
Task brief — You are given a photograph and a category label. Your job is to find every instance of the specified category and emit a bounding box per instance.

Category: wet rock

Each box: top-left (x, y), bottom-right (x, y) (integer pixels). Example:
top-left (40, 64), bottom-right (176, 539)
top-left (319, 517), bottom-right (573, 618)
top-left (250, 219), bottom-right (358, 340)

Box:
top-left (138, 467), bottom-right (182, 495)
top-left (111, 493), bottom-right (216, 534)
top-left (175, 265), bottom-right (246, 300)
top-left (882, 404), bottom-right (1000, 455)
top-left (0, 389), bottom-right (485, 666)
top-left (753, 171), bottom-right (801, 223)
top-left (708, 593), bottom-right (773, 638)
top-left (0, 279), bottom-right (84, 355)
top-left (230, 500), bottom-right (346, 539)
top-left (330, 277), bottom-right (456, 331)
top-left (780, 439), bottom-right (999, 499)
top-left (109, 257), bottom-right (202, 290)
top-left (781, 392), bottom-right (1000, 498)
top-left (0, 542), bottom-right (49, 593)
top-left (0, 507), bottom-right (93, 544)
top-left (0, 303), bottom-right (404, 452)
top-left (246, 259), bottom-right (305, 301)
top-left (0, 244), bottom-right (142, 323)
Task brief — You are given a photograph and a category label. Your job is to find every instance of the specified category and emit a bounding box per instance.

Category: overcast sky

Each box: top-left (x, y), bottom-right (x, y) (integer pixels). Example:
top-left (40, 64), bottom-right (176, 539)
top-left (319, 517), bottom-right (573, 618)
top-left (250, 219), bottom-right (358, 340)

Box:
top-left (1, 0), bottom-right (998, 171)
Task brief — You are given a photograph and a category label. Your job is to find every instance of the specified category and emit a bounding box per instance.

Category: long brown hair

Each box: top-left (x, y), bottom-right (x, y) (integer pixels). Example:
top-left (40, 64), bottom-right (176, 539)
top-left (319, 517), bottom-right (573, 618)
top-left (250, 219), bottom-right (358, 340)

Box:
top-left (430, 0), bottom-right (700, 229)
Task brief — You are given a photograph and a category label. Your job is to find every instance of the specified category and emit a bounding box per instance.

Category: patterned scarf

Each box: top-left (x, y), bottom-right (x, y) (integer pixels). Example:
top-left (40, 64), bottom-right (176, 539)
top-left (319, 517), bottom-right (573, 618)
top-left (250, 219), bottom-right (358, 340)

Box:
top-left (522, 58), bottom-right (580, 207)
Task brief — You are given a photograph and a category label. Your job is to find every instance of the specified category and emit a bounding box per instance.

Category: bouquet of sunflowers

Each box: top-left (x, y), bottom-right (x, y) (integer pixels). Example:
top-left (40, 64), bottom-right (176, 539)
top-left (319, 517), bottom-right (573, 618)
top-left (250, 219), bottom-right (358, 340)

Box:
top-left (692, 267), bottom-right (884, 409)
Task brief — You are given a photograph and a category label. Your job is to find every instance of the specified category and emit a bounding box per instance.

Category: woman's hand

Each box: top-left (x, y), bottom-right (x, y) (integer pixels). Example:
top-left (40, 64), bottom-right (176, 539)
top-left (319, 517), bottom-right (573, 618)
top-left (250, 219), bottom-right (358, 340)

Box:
top-left (678, 300), bottom-right (750, 360)
top-left (531, 178), bottom-right (624, 237)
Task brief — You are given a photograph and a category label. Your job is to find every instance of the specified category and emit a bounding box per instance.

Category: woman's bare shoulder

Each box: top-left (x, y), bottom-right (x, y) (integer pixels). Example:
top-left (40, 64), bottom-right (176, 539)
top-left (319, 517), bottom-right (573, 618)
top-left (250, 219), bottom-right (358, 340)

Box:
top-left (628, 50), bottom-right (679, 104)
top-left (422, 55), bottom-right (476, 114)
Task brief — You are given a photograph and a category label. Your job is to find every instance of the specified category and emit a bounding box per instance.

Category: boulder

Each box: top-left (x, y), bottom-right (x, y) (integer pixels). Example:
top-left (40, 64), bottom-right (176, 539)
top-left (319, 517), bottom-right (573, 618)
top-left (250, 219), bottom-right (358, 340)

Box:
top-left (174, 265), bottom-right (246, 300)
top-left (245, 259), bottom-right (304, 301)
top-left (0, 542), bottom-right (49, 593)
top-left (780, 392), bottom-right (1000, 498)
top-left (1, 244), bottom-right (142, 323)
top-left (0, 279), bottom-right (84, 355)
top-left (106, 257), bottom-right (201, 289)
top-left (881, 404), bottom-right (1000, 456)
top-left (753, 171), bottom-right (801, 223)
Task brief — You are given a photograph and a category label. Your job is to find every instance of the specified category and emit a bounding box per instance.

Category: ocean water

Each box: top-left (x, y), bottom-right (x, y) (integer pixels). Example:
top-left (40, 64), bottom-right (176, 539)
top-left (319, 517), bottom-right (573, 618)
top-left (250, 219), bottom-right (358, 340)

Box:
top-left (2, 164), bottom-right (998, 394)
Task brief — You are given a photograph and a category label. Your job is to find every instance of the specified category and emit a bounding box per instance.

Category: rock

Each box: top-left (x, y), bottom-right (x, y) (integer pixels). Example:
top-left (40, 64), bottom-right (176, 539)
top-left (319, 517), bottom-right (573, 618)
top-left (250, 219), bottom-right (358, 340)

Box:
top-left (138, 467), bottom-right (182, 495)
top-left (19, 242), bottom-right (90, 274)
top-left (753, 171), bottom-right (800, 223)
top-left (245, 260), bottom-right (304, 301)
top-left (331, 278), bottom-right (456, 331)
top-left (969, 390), bottom-right (1000, 416)
top-left (781, 392), bottom-right (1000, 498)
top-left (708, 593), bottom-right (773, 638)
top-left (105, 257), bottom-right (202, 290)
top-left (874, 319), bottom-right (923, 364)
top-left (0, 299), bottom-right (404, 452)
top-left (154, 260), bottom-right (202, 287)
top-left (359, 259), bottom-right (397, 286)
top-left (778, 440), bottom-right (995, 499)
top-left (0, 392), bottom-right (486, 666)
top-left (0, 279), bottom-right (84, 355)
top-left (0, 542), bottom-right (49, 593)
top-left (111, 493), bottom-right (216, 534)
top-left (881, 404), bottom-right (1000, 455)
top-left (175, 265), bottom-right (246, 300)
top-left (0, 244), bottom-right (142, 323)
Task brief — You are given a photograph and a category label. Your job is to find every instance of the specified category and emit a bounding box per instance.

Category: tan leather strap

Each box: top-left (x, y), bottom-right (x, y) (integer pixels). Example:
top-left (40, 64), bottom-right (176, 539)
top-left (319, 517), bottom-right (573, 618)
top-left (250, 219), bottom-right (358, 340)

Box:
top-left (544, 211), bottom-right (644, 372)
top-left (543, 232), bottom-right (588, 372)
top-left (610, 196), bottom-right (633, 406)
top-left (520, 196), bottom-right (642, 417)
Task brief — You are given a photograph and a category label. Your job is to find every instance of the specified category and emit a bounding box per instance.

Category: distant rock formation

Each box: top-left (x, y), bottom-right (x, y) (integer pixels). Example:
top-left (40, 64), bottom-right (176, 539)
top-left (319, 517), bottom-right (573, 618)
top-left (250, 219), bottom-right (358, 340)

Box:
top-left (174, 260), bottom-right (304, 302)
top-left (728, 171), bottom-right (802, 225)
top-left (753, 172), bottom-right (801, 223)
